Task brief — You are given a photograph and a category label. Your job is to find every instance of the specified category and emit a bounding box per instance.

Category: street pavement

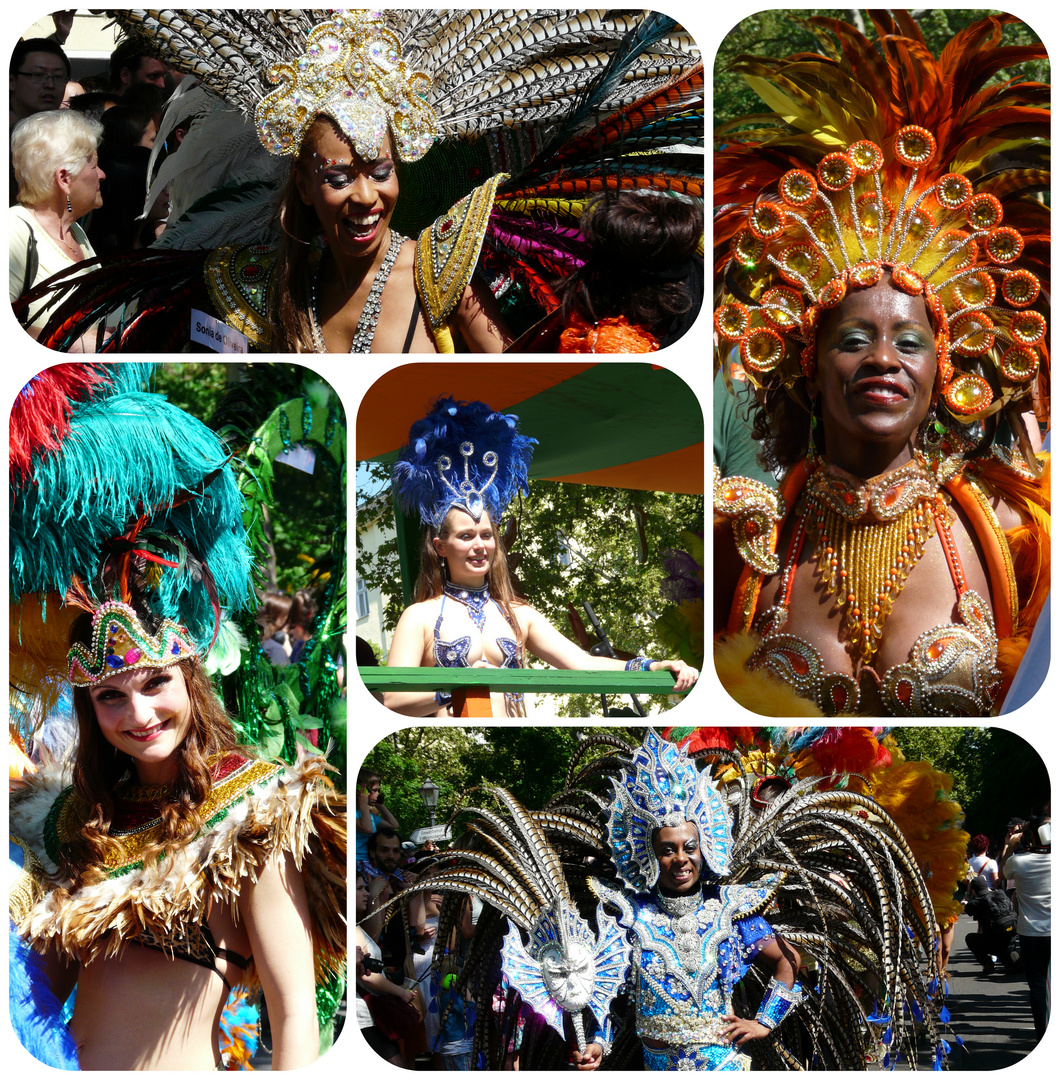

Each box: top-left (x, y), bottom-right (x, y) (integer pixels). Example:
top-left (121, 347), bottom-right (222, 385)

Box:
top-left (936, 913), bottom-right (1041, 1070)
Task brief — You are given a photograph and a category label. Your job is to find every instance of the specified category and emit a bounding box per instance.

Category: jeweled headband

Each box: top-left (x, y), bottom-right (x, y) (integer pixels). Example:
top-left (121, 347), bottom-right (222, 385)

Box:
top-left (606, 729), bottom-right (733, 890)
top-left (67, 600), bottom-right (198, 688)
top-left (255, 9), bottom-right (438, 162)
top-left (715, 124), bottom-right (1045, 425)
top-left (713, 15), bottom-right (1048, 446)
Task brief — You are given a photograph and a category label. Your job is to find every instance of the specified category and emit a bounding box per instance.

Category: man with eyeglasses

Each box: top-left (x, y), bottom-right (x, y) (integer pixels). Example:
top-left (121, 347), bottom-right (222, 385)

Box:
top-left (9, 38), bottom-right (71, 126)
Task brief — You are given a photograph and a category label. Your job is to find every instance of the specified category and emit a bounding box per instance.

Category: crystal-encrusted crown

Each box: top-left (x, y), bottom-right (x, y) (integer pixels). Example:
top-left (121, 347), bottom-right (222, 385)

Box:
top-left (254, 10), bottom-right (438, 162)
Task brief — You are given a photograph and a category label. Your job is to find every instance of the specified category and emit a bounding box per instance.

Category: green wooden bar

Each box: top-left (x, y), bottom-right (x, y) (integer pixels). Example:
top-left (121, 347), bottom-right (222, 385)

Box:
top-left (359, 667), bottom-right (688, 695)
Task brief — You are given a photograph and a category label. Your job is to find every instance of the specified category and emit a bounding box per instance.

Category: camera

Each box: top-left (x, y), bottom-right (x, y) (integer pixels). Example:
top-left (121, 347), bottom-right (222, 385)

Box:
top-left (361, 956), bottom-right (385, 974)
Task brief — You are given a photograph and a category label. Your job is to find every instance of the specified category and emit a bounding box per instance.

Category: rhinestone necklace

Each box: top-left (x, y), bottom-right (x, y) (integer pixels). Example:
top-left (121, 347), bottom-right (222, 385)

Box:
top-left (309, 229), bottom-right (407, 353)
top-left (443, 580), bottom-right (491, 631)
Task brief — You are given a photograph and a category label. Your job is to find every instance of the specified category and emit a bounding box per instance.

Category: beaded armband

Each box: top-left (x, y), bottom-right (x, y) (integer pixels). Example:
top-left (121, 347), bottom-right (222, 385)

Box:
top-left (713, 465), bottom-right (784, 575)
top-left (755, 977), bottom-right (803, 1031)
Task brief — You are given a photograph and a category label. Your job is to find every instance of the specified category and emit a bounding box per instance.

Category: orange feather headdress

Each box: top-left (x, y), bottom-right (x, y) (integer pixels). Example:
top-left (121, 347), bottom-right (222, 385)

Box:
top-left (714, 12), bottom-right (1048, 453)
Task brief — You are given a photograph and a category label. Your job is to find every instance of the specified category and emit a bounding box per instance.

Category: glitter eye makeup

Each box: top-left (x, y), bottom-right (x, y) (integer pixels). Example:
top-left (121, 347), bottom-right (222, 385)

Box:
top-left (310, 152), bottom-right (395, 189)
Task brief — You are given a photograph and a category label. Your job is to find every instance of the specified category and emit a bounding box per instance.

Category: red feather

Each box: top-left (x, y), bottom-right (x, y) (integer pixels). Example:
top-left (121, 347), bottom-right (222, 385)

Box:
top-left (9, 363), bottom-right (112, 481)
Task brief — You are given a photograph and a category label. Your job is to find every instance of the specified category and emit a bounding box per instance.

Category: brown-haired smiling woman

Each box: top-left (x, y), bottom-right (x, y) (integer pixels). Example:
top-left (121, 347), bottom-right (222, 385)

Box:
top-left (11, 601), bottom-right (345, 1070)
top-left (713, 13), bottom-right (1049, 717)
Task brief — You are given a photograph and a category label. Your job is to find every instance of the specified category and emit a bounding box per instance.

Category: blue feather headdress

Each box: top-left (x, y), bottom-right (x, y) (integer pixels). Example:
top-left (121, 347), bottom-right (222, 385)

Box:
top-left (392, 397), bottom-right (536, 529)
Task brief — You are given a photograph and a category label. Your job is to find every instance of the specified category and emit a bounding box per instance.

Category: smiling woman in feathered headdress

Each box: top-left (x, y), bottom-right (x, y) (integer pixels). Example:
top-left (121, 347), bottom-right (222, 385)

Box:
top-left (384, 397), bottom-right (700, 716)
top-left (713, 11), bottom-right (1050, 719)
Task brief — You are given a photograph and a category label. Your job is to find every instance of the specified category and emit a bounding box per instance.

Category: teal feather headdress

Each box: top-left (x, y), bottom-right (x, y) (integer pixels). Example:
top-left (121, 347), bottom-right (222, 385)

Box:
top-left (10, 364), bottom-right (252, 703)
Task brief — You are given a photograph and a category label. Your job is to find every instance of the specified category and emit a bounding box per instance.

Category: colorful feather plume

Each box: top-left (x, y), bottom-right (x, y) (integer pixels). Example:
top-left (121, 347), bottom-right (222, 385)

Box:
top-left (10, 368), bottom-right (253, 706)
top-left (714, 12), bottom-right (1049, 443)
top-left (388, 731), bottom-right (950, 1070)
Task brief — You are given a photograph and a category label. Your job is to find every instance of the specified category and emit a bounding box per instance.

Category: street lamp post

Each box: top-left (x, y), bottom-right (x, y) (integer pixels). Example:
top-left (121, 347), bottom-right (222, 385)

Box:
top-left (419, 776), bottom-right (440, 829)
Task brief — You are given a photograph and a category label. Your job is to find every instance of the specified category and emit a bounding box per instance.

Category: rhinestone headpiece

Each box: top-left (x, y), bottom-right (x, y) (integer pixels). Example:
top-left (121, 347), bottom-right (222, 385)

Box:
top-left (67, 600), bottom-right (199, 688)
top-left (393, 398), bottom-right (537, 531)
top-left (255, 10), bottom-right (438, 162)
top-left (715, 123), bottom-right (1046, 427)
top-left (607, 729), bottom-right (733, 891)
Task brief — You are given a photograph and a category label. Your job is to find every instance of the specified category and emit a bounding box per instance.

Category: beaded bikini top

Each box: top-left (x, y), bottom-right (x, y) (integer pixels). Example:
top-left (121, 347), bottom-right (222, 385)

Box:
top-left (719, 459), bottom-right (1002, 716)
top-left (433, 583), bottom-right (519, 669)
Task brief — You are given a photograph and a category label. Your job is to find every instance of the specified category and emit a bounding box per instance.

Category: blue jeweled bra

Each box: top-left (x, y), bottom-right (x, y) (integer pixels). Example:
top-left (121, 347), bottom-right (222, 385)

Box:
top-left (433, 583), bottom-right (519, 669)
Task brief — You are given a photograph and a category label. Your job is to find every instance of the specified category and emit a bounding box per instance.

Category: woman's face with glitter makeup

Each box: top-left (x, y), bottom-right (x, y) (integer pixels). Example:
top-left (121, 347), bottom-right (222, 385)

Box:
top-left (295, 118), bottom-right (399, 262)
top-left (809, 275), bottom-right (937, 475)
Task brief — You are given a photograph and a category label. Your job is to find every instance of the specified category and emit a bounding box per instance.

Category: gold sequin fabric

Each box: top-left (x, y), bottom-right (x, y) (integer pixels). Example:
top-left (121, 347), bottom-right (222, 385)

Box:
top-left (416, 174), bottom-right (506, 328)
top-left (204, 244), bottom-right (280, 349)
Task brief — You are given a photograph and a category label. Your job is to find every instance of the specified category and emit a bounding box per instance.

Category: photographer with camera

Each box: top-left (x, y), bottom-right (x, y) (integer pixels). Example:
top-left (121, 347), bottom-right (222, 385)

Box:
top-left (1001, 813), bottom-right (1051, 1043)
top-left (356, 871), bottom-right (422, 1066)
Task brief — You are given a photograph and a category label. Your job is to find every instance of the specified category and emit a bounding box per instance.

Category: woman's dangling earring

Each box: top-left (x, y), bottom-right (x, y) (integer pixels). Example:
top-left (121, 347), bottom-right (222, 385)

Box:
top-left (66, 194), bottom-right (73, 214)
top-left (808, 396), bottom-right (823, 459)
top-left (439, 555), bottom-right (448, 581)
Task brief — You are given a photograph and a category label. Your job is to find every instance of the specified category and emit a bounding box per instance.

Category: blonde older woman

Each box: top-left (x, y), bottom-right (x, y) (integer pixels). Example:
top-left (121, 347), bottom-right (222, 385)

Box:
top-left (10, 110), bottom-right (104, 348)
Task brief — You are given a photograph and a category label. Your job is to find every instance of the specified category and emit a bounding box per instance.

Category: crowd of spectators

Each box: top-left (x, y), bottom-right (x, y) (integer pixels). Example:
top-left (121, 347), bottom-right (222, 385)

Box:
top-left (962, 811), bottom-right (1051, 1046)
top-left (10, 20), bottom-right (185, 337)
top-left (355, 768), bottom-right (483, 1067)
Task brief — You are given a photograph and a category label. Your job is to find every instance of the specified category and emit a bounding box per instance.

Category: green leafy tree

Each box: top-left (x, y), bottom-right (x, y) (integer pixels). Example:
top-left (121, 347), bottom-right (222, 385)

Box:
top-left (156, 363), bottom-right (343, 593)
top-left (888, 727), bottom-right (1050, 844)
top-left (714, 10), bottom-right (1046, 132)
top-left (358, 726), bottom-right (642, 838)
top-left (355, 462), bottom-right (703, 715)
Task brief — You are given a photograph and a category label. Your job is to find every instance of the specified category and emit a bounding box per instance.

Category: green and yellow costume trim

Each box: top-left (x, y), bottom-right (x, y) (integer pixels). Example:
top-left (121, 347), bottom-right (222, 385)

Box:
top-left (11, 752), bottom-right (346, 1005)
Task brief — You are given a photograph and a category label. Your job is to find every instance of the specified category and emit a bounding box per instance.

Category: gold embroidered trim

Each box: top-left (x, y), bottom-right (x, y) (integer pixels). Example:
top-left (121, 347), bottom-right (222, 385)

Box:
top-left (416, 173), bottom-right (506, 328)
top-left (9, 833), bottom-right (48, 924)
top-left (204, 244), bottom-right (280, 348)
top-left (713, 464), bottom-right (784, 575)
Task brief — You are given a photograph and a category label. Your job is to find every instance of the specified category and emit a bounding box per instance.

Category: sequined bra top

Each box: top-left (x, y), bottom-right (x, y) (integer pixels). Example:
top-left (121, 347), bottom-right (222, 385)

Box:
top-left (748, 588), bottom-right (1000, 716)
top-left (432, 588), bottom-right (520, 669)
top-left (744, 465), bottom-right (1001, 717)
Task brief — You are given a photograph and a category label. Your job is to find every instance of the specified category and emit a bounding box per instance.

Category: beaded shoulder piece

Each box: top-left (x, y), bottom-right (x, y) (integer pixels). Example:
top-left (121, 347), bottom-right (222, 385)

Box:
top-left (416, 172), bottom-right (507, 332)
top-left (43, 753), bottom-right (283, 874)
top-left (713, 464), bottom-right (785, 576)
top-left (204, 244), bottom-right (282, 349)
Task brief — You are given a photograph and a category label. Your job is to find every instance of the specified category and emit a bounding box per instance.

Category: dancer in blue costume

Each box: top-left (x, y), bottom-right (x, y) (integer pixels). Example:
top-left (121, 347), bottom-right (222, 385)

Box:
top-left (570, 730), bottom-right (802, 1070)
top-left (386, 398), bottom-right (699, 716)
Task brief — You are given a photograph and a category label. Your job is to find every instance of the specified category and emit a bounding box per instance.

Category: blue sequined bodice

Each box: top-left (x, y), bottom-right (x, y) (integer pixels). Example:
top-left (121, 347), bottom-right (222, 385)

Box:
top-left (595, 882), bottom-right (774, 1070)
top-left (433, 592), bottom-right (519, 669)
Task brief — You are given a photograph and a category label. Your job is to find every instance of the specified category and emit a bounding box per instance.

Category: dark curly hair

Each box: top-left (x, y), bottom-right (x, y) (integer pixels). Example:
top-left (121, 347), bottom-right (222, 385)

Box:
top-left (557, 192), bottom-right (703, 346)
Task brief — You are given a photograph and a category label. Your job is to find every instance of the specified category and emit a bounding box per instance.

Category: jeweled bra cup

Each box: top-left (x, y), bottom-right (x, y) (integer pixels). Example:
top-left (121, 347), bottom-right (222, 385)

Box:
top-left (748, 589), bottom-right (1000, 716)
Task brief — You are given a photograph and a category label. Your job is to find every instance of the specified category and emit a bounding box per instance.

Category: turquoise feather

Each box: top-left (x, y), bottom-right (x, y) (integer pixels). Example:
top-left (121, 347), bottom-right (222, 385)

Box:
top-left (10, 390), bottom-right (252, 643)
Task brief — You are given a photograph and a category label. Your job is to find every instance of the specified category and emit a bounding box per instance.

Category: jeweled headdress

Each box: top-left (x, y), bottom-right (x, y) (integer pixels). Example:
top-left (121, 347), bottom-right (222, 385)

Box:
top-left (393, 397), bottom-right (537, 529)
top-left (607, 728), bottom-right (732, 890)
top-left (255, 10), bottom-right (437, 161)
top-left (67, 600), bottom-right (198, 688)
top-left (714, 13), bottom-right (1048, 444)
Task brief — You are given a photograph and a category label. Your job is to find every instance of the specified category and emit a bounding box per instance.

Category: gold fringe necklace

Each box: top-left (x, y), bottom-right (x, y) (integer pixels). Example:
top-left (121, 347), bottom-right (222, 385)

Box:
top-left (804, 453), bottom-right (943, 663)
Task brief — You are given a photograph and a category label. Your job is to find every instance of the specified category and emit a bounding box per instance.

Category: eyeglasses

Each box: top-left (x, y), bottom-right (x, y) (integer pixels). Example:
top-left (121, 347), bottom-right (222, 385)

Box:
top-left (17, 71), bottom-right (67, 86)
